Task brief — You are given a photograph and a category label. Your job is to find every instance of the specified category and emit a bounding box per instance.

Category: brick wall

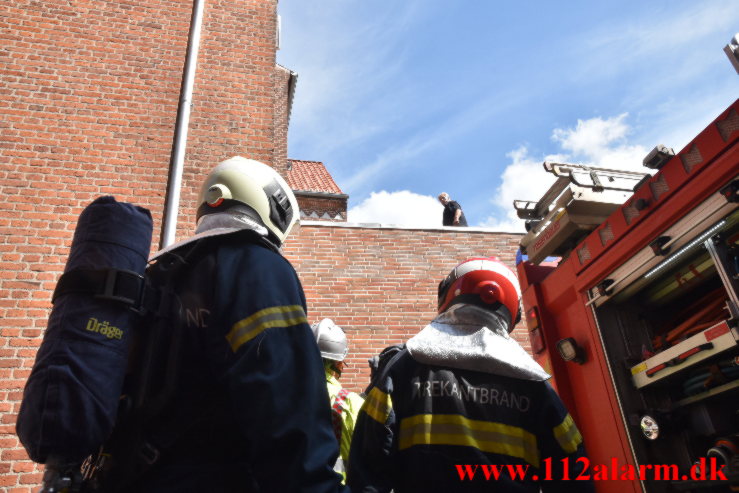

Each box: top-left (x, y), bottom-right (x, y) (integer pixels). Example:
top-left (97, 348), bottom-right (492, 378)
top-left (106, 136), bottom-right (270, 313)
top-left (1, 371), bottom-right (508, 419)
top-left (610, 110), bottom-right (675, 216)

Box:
top-left (0, 1), bottom-right (280, 489)
top-left (284, 222), bottom-right (529, 394)
top-left (296, 194), bottom-right (348, 221)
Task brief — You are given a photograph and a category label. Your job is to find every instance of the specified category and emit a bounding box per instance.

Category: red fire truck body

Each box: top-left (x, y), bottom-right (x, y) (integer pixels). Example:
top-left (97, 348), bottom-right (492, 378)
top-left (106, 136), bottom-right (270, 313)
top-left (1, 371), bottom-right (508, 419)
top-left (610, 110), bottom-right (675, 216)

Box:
top-left (516, 99), bottom-right (739, 492)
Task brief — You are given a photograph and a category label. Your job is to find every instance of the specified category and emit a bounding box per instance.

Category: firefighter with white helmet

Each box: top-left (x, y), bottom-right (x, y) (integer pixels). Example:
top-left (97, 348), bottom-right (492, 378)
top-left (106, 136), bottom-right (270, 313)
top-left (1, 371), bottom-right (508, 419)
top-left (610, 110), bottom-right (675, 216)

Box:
top-left (312, 318), bottom-right (365, 483)
top-left (348, 257), bottom-right (594, 493)
top-left (94, 157), bottom-right (346, 492)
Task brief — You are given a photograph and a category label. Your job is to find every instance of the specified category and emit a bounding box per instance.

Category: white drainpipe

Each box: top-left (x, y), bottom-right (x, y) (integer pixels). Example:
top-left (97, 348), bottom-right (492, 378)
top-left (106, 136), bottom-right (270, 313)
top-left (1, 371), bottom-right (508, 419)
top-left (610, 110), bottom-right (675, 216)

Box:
top-left (160, 0), bottom-right (205, 249)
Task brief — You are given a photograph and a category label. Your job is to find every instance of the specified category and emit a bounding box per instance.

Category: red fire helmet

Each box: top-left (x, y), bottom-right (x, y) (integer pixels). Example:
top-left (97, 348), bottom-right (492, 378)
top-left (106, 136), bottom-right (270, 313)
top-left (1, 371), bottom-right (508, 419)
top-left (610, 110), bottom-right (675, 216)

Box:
top-left (437, 257), bottom-right (522, 328)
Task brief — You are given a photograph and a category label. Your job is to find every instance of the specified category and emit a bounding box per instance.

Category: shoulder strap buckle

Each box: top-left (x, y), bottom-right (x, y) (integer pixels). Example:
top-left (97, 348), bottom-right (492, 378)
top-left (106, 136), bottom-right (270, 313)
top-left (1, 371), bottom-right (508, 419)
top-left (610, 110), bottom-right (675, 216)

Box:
top-left (52, 268), bottom-right (147, 313)
top-left (96, 269), bottom-right (145, 311)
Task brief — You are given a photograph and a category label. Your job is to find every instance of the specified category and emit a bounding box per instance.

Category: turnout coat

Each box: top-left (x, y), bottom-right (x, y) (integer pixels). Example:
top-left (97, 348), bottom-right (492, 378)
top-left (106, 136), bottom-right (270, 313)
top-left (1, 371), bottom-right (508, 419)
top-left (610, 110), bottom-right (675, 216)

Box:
top-left (348, 304), bottom-right (594, 493)
top-left (127, 230), bottom-right (347, 493)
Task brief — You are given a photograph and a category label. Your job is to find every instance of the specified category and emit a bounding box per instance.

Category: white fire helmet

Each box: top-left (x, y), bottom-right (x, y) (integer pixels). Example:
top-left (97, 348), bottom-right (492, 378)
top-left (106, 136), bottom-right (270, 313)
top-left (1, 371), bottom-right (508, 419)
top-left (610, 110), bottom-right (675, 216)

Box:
top-left (196, 156), bottom-right (299, 246)
top-left (311, 318), bottom-right (348, 362)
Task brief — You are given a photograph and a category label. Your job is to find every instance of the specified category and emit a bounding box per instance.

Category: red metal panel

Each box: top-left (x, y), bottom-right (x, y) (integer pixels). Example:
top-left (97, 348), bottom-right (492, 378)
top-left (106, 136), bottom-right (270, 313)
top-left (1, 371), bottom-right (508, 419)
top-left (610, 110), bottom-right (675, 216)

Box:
top-left (522, 256), bottom-right (639, 492)
top-left (573, 98), bottom-right (739, 280)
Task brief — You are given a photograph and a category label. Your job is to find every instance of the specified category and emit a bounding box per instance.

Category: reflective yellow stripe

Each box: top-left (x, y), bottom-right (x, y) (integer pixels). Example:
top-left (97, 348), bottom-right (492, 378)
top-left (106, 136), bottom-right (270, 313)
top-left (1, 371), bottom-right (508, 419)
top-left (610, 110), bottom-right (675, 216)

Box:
top-left (398, 414), bottom-right (539, 467)
top-left (226, 305), bottom-right (307, 352)
top-left (553, 414), bottom-right (582, 454)
top-left (362, 387), bottom-right (392, 424)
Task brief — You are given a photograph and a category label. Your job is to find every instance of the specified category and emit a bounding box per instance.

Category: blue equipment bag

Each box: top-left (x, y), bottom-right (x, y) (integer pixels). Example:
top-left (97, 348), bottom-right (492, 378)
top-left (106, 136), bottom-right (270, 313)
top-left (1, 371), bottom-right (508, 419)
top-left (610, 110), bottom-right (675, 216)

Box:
top-left (17, 196), bottom-right (153, 465)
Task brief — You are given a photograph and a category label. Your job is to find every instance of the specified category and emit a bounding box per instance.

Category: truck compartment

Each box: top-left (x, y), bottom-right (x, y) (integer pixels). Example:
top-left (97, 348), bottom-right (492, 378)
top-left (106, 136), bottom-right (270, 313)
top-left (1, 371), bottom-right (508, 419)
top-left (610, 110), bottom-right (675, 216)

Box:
top-left (593, 209), bottom-right (739, 492)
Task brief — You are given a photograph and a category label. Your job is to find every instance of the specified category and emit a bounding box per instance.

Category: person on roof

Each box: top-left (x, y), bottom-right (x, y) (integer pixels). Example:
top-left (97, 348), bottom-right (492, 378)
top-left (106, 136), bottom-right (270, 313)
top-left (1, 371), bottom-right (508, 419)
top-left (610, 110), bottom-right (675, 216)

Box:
top-left (312, 318), bottom-right (365, 483)
top-left (438, 192), bottom-right (468, 227)
top-left (348, 257), bottom-right (593, 493)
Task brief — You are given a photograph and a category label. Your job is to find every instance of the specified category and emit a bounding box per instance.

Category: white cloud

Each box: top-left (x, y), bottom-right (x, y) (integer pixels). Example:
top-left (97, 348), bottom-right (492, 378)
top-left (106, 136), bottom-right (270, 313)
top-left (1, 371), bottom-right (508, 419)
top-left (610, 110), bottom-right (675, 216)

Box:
top-left (552, 114), bottom-right (628, 159)
top-left (348, 190), bottom-right (442, 227)
top-left (481, 113), bottom-right (650, 230)
top-left (479, 146), bottom-right (565, 233)
top-left (552, 113), bottom-right (648, 172)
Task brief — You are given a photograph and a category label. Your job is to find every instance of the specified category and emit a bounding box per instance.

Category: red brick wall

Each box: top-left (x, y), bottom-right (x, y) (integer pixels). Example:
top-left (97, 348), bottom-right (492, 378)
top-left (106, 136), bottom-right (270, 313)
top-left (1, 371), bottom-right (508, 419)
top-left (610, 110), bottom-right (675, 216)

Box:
top-left (0, 1), bottom-right (280, 489)
top-left (296, 194), bottom-right (348, 221)
top-left (284, 223), bottom-right (529, 394)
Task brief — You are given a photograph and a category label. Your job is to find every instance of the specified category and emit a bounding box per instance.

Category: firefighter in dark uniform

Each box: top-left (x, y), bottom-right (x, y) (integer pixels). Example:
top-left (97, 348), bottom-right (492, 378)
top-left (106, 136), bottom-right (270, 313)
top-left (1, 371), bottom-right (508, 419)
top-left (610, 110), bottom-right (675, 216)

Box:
top-left (348, 257), bottom-right (594, 493)
top-left (108, 157), bottom-right (347, 492)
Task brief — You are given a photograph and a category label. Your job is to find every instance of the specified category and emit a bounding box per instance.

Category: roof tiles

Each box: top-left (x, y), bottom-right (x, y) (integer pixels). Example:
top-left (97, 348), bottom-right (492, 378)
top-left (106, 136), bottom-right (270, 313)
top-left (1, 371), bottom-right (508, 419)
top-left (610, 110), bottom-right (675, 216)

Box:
top-left (287, 159), bottom-right (344, 195)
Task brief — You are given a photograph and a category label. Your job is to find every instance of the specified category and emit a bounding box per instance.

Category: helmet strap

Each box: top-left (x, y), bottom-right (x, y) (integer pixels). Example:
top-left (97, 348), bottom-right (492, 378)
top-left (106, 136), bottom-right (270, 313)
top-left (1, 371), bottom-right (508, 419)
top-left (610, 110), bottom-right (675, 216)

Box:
top-left (324, 359), bottom-right (342, 377)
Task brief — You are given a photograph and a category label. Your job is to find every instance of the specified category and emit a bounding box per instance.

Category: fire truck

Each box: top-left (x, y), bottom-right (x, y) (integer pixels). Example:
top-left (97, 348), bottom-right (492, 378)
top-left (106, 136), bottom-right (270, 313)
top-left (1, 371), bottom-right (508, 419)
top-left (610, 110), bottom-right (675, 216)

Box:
top-left (514, 95), bottom-right (739, 493)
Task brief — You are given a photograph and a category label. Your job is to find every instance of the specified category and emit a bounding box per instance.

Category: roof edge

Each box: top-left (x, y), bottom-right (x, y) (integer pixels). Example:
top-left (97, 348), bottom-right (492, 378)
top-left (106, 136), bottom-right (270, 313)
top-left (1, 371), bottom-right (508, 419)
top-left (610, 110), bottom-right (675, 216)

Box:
top-left (296, 220), bottom-right (524, 235)
top-left (294, 190), bottom-right (349, 199)
top-left (288, 158), bottom-right (325, 164)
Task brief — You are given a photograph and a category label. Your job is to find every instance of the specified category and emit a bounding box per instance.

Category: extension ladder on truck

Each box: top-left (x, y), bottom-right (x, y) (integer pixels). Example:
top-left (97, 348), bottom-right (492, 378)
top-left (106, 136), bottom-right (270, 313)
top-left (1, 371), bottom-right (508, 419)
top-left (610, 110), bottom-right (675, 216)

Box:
top-left (514, 162), bottom-right (648, 264)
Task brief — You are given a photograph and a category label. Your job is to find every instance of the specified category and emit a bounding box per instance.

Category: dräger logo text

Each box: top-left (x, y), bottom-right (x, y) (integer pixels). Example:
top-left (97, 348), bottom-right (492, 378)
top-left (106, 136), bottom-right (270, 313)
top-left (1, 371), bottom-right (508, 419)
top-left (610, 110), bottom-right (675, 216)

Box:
top-left (85, 317), bottom-right (123, 340)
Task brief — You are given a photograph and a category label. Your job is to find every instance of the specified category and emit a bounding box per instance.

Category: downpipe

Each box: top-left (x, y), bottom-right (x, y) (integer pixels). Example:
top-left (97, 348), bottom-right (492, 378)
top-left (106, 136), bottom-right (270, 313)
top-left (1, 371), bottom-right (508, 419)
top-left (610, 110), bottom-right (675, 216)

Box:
top-left (159, 0), bottom-right (205, 249)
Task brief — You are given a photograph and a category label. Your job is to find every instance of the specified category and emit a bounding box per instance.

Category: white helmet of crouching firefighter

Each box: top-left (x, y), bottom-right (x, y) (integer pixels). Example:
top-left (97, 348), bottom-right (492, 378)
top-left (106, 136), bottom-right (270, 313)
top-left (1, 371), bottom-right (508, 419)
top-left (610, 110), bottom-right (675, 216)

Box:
top-left (312, 318), bottom-right (349, 373)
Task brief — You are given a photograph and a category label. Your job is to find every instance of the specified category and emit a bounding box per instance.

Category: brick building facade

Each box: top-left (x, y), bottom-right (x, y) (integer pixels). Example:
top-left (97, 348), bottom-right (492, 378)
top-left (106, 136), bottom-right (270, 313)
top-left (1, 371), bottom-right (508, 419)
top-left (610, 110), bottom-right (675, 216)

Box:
top-left (0, 1), bottom-right (524, 490)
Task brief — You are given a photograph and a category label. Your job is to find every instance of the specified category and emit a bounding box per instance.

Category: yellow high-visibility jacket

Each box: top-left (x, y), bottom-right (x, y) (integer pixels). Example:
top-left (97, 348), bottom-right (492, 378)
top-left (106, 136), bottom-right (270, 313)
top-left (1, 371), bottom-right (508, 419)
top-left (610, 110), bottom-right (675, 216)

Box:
top-left (326, 370), bottom-right (365, 481)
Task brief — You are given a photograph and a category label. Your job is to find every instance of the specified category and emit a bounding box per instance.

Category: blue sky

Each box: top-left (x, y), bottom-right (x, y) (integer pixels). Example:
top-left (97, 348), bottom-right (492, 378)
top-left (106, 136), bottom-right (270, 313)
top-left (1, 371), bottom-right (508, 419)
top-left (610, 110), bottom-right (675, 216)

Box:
top-left (276, 1), bottom-right (738, 231)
